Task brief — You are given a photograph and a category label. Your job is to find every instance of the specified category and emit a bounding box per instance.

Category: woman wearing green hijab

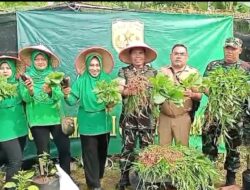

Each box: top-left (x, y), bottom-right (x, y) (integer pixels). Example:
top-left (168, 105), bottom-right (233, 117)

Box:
top-left (0, 55), bottom-right (28, 182)
top-left (62, 47), bottom-right (114, 190)
top-left (19, 45), bottom-right (71, 175)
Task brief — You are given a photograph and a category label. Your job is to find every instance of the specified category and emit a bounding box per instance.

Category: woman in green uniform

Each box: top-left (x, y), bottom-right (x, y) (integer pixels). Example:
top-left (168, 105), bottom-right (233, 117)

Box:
top-left (0, 55), bottom-right (28, 182)
top-left (62, 47), bottom-right (114, 190)
top-left (19, 45), bottom-right (71, 175)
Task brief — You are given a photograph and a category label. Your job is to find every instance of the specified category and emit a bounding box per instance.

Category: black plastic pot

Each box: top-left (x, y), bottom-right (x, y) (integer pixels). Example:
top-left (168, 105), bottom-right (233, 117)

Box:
top-left (32, 175), bottom-right (60, 190)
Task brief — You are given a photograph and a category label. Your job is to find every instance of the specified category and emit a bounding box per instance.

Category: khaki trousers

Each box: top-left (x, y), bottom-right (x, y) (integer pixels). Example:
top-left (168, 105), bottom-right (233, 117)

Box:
top-left (158, 112), bottom-right (191, 146)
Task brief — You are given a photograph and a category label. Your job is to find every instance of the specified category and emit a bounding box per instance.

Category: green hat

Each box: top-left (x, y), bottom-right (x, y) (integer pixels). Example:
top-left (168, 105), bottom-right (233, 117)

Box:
top-left (224, 37), bottom-right (243, 48)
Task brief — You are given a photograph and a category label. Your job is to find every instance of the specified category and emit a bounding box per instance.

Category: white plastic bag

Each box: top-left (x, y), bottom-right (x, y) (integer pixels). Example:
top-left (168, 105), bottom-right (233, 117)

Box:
top-left (55, 164), bottom-right (79, 190)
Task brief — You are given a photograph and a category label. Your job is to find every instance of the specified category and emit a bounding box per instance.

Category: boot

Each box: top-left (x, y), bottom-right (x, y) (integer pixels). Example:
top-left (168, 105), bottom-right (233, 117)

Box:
top-left (116, 172), bottom-right (130, 190)
top-left (225, 170), bottom-right (236, 186)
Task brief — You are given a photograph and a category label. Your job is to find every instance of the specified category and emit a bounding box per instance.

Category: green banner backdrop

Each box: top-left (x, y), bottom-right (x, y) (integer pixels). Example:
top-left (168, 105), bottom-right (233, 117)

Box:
top-left (16, 9), bottom-right (232, 159)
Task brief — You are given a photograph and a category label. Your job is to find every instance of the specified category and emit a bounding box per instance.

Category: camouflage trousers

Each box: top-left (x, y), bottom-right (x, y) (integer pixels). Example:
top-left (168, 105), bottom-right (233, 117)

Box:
top-left (243, 118), bottom-right (250, 146)
top-left (202, 123), bottom-right (243, 172)
top-left (118, 125), bottom-right (154, 185)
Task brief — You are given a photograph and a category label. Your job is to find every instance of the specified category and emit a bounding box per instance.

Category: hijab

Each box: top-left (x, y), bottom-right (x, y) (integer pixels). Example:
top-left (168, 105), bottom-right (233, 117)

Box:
top-left (0, 59), bottom-right (17, 84)
top-left (26, 50), bottom-right (53, 84)
top-left (79, 53), bottom-right (111, 112)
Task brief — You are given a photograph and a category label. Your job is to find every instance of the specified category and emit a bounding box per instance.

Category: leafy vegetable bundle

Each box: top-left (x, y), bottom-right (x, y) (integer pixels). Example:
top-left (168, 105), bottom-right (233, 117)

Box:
top-left (123, 74), bottom-right (151, 117)
top-left (93, 79), bottom-right (122, 112)
top-left (133, 144), bottom-right (219, 190)
top-left (0, 75), bottom-right (17, 101)
top-left (44, 71), bottom-right (65, 87)
top-left (149, 73), bottom-right (184, 106)
top-left (203, 66), bottom-right (250, 135)
top-left (181, 72), bottom-right (203, 91)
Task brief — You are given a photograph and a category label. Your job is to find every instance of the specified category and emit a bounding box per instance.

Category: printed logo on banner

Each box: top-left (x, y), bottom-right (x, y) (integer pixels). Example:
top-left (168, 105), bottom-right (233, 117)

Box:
top-left (112, 20), bottom-right (144, 53)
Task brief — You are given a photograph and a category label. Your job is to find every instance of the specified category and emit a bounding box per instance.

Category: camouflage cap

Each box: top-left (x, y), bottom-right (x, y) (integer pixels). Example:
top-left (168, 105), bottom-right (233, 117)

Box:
top-left (224, 37), bottom-right (243, 48)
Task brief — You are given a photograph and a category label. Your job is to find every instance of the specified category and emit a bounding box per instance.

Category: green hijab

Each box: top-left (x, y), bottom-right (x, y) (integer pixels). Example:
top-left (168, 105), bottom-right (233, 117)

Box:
top-left (80, 53), bottom-right (111, 112)
top-left (0, 59), bottom-right (17, 84)
top-left (26, 50), bottom-right (53, 83)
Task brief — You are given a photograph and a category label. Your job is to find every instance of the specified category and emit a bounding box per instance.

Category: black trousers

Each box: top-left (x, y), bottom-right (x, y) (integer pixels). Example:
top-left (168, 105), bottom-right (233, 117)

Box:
top-left (0, 135), bottom-right (27, 182)
top-left (30, 125), bottom-right (71, 175)
top-left (80, 133), bottom-right (110, 188)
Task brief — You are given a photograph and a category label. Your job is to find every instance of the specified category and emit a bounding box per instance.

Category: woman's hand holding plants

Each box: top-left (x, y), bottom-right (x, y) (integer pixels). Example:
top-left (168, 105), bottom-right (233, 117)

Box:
top-left (62, 87), bottom-right (71, 99)
top-left (24, 76), bottom-right (34, 96)
top-left (43, 83), bottom-right (52, 94)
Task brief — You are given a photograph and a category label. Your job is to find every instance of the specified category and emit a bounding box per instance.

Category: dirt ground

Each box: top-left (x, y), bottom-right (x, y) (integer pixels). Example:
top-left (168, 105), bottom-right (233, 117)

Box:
top-left (0, 146), bottom-right (248, 190)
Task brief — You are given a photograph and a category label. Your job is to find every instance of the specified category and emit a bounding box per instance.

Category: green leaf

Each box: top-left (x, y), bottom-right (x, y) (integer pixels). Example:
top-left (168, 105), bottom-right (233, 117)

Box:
top-left (23, 171), bottom-right (35, 180)
top-left (27, 185), bottom-right (40, 190)
top-left (3, 182), bottom-right (17, 188)
top-left (44, 71), bottom-right (65, 86)
top-left (153, 94), bottom-right (166, 104)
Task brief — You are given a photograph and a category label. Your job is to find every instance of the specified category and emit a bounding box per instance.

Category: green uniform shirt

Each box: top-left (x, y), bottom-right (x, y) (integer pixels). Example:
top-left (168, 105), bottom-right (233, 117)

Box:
top-left (20, 82), bottom-right (63, 127)
top-left (20, 50), bottom-right (64, 128)
top-left (65, 76), bottom-right (112, 135)
top-left (0, 84), bottom-right (28, 141)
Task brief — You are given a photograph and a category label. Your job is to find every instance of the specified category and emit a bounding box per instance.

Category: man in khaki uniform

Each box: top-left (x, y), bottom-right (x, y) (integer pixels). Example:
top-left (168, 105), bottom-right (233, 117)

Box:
top-left (158, 44), bottom-right (202, 146)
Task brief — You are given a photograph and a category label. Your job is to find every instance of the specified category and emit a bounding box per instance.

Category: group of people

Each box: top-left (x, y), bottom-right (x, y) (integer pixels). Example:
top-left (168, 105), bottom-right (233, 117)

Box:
top-left (0, 36), bottom-right (249, 190)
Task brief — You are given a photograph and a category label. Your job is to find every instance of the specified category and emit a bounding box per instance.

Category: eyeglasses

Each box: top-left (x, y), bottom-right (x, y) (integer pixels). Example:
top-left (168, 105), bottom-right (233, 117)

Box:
top-left (172, 52), bottom-right (187, 56)
top-left (34, 58), bottom-right (47, 62)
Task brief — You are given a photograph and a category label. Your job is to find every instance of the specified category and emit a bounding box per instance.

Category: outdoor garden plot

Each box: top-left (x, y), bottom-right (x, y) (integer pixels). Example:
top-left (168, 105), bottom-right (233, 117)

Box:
top-left (69, 147), bottom-right (248, 190)
top-left (2, 148), bottom-right (246, 190)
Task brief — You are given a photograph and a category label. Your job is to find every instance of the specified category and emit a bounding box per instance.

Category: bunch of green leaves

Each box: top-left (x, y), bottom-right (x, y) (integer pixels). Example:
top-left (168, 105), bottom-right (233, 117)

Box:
top-left (149, 73), bottom-right (184, 105)
top-left (0, 75), bottom-right (17, 101)
top-left (93, 79), bottom-right (122, 112)
top-left (149, 73), bottom-right (184, 117)
top-left (180, 72), bottom-right (203, 90)
top-left (44, 71), bottom-right (65, 87)
top-left (132, 144), bottom-right (220, 190)
top-left (190, 114), bottom-right (205, 135)
top-left (3, 170), bottom-right (39, 190)
top-left (203, 66), bottom-right (250, 136)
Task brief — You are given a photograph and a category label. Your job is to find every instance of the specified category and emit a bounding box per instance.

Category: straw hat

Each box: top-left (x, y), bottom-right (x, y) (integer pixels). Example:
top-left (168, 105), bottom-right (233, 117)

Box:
top-left (119, 41), bottom-right (157, 64)
top-left (0, 55), bottom-right (25, 79)
top-left (19, 44), bottom-right (60, 68)
top-left (75, 47), bottom-right (114, 75)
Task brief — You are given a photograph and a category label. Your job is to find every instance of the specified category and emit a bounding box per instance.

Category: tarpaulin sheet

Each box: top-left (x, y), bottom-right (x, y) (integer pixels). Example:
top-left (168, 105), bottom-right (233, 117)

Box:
top-left (16, 9), bottom-right (232, 157)
top-left (0, 12), bottom-right (18, 56)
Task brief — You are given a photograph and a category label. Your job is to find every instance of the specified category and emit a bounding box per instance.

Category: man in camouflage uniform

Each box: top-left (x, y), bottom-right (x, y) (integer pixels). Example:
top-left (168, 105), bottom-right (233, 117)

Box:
top-left (202, 37), bottom-right (250, 186)
top-left (159, 44), bottom-right (202, 146)
top-left (116, 42), bottom-right (157, 190)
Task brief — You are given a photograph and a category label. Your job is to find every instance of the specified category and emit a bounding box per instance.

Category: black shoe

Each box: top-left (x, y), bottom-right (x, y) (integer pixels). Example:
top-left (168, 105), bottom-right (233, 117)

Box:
top-left (116, 183), bottom-right (127, 190)
top-left (225, 170), bottom-right (236, 186)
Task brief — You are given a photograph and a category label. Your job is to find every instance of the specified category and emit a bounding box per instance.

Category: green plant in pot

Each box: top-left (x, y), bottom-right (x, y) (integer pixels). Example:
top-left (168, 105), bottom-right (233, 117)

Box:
top-left (32, 152), bottom-right (60, 190)
top-left (3, 170), bottom-right (39, 190)
top-left (132, 144), bottom-right (220, 190)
